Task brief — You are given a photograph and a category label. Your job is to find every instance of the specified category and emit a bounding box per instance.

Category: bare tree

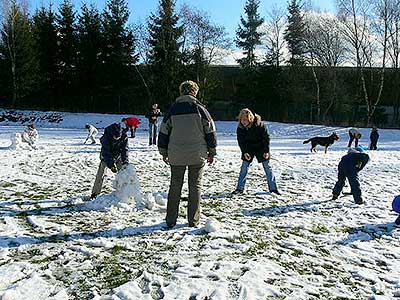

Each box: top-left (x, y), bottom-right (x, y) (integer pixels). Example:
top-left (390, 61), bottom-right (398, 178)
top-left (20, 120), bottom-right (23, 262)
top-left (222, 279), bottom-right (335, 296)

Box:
top-left (180, 4), bottom-right (231, 102)
top-left (132, 20), bottom-right (153, 104)
top-left (370, 0), bottom-right (393, 125)
top-left (0, 0), bottom-right (29, 107)
top-left (304, 11), bottom-right (346, 123)
top-left (262, 4), bottom-right (286, 67)
top-left (387, 0), bottom-right (400, 122)
top-left (338, 0), bottom-right (391, 125)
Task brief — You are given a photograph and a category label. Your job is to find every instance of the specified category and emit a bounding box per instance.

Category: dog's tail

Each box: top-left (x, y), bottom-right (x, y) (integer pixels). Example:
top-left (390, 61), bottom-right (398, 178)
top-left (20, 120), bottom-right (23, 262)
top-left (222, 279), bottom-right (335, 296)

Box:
top-left (303, 139), bottom-right (311, 144)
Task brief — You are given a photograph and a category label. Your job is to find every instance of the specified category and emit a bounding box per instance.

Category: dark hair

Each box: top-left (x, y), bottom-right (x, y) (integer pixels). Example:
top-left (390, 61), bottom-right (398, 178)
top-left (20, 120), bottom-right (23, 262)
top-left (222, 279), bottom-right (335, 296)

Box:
top-left (85, 124), bottom-right (90, 129)
top-left (121, 118), bottom-right (127, 122)
top-left (28, 124), bottom-right (35, 129)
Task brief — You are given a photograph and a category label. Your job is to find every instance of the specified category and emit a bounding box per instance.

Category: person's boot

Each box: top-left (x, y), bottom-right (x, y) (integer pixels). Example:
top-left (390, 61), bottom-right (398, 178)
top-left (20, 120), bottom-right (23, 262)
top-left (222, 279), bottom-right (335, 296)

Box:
top-left (232, 189), bottom-right (244, 195)
top-left (355, 198), bottom-right (364, 205)
top-left (271, 190), bottom-right (281, 195)
top-left (332, 194), bottom-right (339, 200)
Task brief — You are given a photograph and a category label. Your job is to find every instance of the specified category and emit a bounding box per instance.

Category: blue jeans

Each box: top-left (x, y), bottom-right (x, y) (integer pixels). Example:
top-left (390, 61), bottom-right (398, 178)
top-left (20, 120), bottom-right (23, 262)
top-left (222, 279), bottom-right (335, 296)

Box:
top-left (236, 160), bottom-right (278, 192)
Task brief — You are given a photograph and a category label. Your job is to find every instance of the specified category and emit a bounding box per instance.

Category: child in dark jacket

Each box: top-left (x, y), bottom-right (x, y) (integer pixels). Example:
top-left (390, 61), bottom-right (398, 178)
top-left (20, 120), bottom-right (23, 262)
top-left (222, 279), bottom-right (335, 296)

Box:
top-left (369, 127), bottom-right (379, 150)
top-left (233, 108), bottom-right (279, 195)
top-left (332, 146), bottom-right (369, 204)
top-left (91, 123), bottom-right (129, 199)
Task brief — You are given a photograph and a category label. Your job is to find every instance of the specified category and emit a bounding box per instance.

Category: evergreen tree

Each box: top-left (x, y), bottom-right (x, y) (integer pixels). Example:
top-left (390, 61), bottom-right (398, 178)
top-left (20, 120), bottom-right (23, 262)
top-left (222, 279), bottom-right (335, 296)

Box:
top-left (77, 3), bottom-right (103, 110)
top-left (284, 0), bottom-right (306, 66)
top-left (56, 0), bottom-right (77, 94)
top-left (148, 0), bottom-right (183, 105)
top-left (0, 0), bottom-right (36, 107)
top-left (32, 5), bottom-right (58, 97)
top-left (235, 0), bottom-right (264, 68)
top-left (102, 0), bottom-right (136, 107)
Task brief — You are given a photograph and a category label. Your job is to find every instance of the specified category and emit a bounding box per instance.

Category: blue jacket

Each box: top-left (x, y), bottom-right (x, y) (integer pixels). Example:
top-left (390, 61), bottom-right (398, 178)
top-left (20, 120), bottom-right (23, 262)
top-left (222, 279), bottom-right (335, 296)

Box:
top-left (339, 152), bottom-right (369, 172)
top-left (100, 123), bottom-right (128, 168)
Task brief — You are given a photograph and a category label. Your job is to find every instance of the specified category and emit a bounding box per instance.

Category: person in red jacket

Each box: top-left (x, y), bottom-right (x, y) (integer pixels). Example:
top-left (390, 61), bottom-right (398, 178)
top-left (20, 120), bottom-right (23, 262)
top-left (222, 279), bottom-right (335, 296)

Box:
top-left (122, 117), bottom-right (141, 138)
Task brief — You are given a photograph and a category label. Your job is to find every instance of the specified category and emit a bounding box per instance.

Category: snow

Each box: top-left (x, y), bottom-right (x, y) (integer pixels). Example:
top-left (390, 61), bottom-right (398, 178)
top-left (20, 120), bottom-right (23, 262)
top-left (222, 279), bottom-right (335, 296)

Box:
top-left (0, 109), bottom-right (400, 299)
top-left (204, 218), bottom-right (222, 233)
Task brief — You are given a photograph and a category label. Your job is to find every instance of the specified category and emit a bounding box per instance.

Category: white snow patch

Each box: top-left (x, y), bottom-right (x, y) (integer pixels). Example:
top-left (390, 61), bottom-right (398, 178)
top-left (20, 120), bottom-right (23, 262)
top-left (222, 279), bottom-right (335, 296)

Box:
top-left (83, 163), bottom-right (143, 211)
top-left (204, 218), bottom-right (222, 233)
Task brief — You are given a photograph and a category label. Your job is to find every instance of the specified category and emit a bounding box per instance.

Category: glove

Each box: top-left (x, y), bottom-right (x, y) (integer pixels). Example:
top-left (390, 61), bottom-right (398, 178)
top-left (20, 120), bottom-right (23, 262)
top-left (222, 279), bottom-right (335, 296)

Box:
top-left (110, 165), bottom-right (118, 173)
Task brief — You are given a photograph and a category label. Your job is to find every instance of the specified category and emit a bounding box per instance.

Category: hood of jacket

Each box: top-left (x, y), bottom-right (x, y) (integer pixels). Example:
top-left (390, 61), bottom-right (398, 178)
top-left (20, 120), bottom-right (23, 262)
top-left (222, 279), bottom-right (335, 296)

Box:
top-left (104, 123), bottom-right (122, 139)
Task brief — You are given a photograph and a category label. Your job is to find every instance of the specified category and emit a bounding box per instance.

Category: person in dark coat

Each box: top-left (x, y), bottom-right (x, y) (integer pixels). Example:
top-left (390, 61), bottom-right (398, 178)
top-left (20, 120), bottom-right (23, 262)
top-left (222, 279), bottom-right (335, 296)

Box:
top-left (91, 123), bottom-right (129, 199)
top-left (369, 127), bottom-right (379, 150)
top-left (332, 146), bottom-right (369, 204)
top-left (232, 108), bottom-right (279, 195)
top-left (145, 104), bottom-right (162, 145)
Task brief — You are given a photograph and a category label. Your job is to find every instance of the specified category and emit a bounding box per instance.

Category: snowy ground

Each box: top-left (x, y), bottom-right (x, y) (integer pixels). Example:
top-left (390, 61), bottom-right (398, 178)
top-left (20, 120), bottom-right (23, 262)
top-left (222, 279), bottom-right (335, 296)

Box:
top-left (0, 111), bottom-right (399, 300)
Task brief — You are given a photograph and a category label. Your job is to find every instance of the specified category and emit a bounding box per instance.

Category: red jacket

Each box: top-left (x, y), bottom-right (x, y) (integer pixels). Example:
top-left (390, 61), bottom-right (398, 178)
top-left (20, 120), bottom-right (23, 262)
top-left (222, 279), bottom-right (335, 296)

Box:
top-left (125, 117), bottom-right (141, 128)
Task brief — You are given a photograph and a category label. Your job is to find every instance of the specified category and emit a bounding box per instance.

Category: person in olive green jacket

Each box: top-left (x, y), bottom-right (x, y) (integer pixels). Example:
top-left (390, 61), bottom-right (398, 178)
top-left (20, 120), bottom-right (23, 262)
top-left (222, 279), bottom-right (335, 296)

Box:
top-left (158, 81), bottom-right (217, 228)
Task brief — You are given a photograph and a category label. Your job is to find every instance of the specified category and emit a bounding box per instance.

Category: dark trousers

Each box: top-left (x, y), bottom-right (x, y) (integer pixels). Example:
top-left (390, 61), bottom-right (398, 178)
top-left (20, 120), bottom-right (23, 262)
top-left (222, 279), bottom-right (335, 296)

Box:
top-left (166, 163), bottom-right (205, 226)
top-left (92, 159), bottom-right (123, 197)
top-left (123, 127), bottom-right (136, 138)
top-left (130, 127), bottom-right (136, 138)
top-left (333, 164), bottom-right (362, 202)
top-left (370, 139), bottom-right (378, 150)
top-left (348, 133), bottom-right (359, 147)
top-left (149, 123), bottom-right (157, 145)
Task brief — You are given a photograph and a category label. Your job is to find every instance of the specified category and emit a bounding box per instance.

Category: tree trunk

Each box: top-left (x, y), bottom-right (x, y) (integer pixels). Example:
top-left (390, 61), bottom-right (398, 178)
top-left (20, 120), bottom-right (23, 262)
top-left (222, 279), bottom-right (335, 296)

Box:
top-left (134, 64), bottom-right (153, 106)
top-left (311, 64), bottom-right (320, 123)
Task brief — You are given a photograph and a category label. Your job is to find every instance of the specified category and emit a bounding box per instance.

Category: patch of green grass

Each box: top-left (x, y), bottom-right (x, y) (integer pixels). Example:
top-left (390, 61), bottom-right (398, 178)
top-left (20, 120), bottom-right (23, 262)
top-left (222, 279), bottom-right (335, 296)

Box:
top-left (244, 240), bottom-right (269, 256)
top-left (316, 246), bottom-right (330, 256)
top-left (1, 182), bottom-right (16, 188)
top-left (291, 249), bottom-right (303, 257)
top-left (111, 245), bottom-right (126, 255)
top-left (310, 224), bottom-right (330, 234)
top-left (288, 227), bottom-right (306, 237)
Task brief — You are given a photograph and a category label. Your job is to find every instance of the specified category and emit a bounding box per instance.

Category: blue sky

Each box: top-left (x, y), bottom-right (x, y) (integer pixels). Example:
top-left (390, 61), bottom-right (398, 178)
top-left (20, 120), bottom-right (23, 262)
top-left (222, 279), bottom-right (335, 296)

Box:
top-left (29, 0), bottom-right (336, 37)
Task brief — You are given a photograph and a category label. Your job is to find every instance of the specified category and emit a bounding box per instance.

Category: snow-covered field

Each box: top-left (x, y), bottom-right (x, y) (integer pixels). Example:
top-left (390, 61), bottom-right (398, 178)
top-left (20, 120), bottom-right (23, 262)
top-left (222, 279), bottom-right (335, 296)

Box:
top-left (0, 110), bottom-right (399, 300)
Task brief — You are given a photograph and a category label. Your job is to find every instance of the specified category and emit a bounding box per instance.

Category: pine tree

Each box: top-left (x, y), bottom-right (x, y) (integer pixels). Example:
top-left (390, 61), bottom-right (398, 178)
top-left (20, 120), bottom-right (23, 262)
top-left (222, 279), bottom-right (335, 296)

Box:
top-left (102, 0), bottom-right (137, 105)
top-left (0, 0), bottom-right (36, 106)
top-left (235, 0), bottom-right (264, 68)
top-left (77, 3), bottom-right (103, 110)
top-left (148, 0), bottom-right (183, 105)
top-left (56, 0), bottom-right (77, 92)
top-left (32, 5), bottom-right (58, 94)
top-left (284, 0), bottom-right (306, 66)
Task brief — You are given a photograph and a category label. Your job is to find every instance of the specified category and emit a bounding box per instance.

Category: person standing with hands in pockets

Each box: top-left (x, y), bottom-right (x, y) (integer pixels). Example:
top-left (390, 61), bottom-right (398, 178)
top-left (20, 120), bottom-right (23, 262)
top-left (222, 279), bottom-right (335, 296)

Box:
top-left (158, 81), bottom-right (217, 229)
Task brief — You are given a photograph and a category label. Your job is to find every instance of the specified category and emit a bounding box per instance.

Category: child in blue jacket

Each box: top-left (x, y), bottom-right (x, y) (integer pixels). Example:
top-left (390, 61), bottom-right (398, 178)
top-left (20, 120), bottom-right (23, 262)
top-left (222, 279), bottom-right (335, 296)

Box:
top-left (332, 146), bottom-right (369, 204)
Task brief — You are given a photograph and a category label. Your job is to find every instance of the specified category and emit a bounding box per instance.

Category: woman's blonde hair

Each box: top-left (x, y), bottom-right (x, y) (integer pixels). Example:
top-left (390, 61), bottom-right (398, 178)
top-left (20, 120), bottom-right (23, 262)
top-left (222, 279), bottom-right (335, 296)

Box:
top-left (179, 80), bottom-right (199, 96)
top-left (238, 108), bottom-right (254, 124)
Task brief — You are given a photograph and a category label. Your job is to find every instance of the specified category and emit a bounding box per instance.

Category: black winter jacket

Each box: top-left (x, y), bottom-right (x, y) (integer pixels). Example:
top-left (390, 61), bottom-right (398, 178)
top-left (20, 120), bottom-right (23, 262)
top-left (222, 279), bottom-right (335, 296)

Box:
top-left (339, 152), bottom-right (369, 173)
top-left (100, 123), bottom-right (129, 168)
top-left (237, 114), bottom-right (270, 163)
top-left (370, 130), bottom-right (379, 142)
top-left (145, 108), bottom-right (162, 124)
